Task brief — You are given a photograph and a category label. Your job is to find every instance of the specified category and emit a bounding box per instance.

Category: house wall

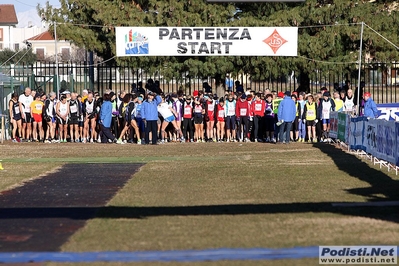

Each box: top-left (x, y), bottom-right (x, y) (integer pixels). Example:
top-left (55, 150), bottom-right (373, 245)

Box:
top-left (13, 27), bottom-right (46, 50)
top-left (0, 25), bottom-right (15, 50)
top-left (0, 26), bottom-right (47, 51)
top-left (31, 40), bottom-right (72, 60)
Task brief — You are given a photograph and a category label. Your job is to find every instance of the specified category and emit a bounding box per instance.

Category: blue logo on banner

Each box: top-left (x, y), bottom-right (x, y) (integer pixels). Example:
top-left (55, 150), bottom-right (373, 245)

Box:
top-left (125, 30), bottom-right (149, 55)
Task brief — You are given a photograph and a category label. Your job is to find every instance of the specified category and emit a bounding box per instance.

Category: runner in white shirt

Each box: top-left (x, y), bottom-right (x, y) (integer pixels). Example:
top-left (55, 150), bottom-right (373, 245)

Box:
top-left (158, 95), bottom-right (182, 143)
top-left (56, 95), bottom-right (70, 143)
top-left (170, 93), bottom-right (183, 142)
top-left (224, 93), bottom-right (236, 142)
top-left (319, 91), bottom-right (336, 142)
top-left (82, 92), bottom-right (97, 143)
top-left (18, 87), bottom-right (34, 141)
top-left (343, 88), bottom-right (355, 113)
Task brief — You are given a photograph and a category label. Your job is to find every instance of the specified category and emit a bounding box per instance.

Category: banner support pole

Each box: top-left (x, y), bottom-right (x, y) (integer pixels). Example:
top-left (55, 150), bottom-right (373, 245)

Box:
top-left (54, 21), bottom-right (60, 98)
top-left (356, 22), bottom-right (364, 116)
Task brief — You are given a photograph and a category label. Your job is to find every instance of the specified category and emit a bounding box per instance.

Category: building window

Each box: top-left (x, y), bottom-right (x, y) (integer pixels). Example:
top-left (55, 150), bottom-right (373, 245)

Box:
top-left (0, 28), bottom-right (3, 42)
top-left (14, 43), bottom-right (19, 50)
top-left (36, 48), bottom-right (45, 60)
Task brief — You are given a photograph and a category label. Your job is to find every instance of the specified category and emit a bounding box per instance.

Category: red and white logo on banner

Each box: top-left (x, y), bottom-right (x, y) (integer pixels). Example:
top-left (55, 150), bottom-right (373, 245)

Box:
top-left (263, 29), bottom-right (288, 54)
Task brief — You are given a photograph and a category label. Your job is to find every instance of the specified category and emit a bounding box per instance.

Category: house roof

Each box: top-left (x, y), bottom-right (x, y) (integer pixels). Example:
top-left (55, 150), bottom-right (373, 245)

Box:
top-left (0, 5), bottom-right (18, 25)
top-left (28, 31), bottom-right (55, 41)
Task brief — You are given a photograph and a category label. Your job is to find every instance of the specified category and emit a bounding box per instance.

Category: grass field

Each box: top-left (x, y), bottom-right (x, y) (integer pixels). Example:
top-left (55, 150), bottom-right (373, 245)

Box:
top-left (1, 141), bottom-right (399, 265)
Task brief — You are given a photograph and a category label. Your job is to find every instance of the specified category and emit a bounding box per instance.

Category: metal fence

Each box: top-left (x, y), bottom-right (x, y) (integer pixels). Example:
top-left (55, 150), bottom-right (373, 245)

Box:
top-left (1, 60), bottom-right (399, 104)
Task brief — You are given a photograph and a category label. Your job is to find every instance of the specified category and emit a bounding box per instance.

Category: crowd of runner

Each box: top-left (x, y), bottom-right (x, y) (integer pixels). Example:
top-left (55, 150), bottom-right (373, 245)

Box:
top-left (9, 79), bottom-right (376, 145)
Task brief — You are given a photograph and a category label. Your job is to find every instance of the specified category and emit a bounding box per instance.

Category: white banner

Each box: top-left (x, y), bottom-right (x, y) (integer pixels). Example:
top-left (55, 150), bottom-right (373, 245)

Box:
top-left (115, 27), bottom-right (298, 57)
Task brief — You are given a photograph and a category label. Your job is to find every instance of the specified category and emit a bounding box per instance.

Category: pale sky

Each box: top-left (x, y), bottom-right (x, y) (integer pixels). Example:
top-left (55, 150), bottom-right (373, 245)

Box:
top-left (0, 0), bottom-right (60, 13)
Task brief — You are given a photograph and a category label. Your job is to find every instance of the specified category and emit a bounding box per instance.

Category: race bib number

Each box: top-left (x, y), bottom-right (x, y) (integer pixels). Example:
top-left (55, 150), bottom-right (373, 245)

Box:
top-left (184, 107), bottom-right (191, 115)
top-left (323, 109), bottom-right (329, 119)
top-left (35, 104), bottom-right (43, 111)
top-left (240, 108), bottom-right (247, 116)
top-left (194, 106), bottom-right (202, 113)
top-left (346, 102), bottom-right (354, 110)
top-left (70, 105), bottom-right (78, 113)
top-left (86, 106), bottom-right (93, 113)
top-left (25, 100), bottom-right (32, 112)
top-left (255, 104), bottom-right (262, 111)
top-left (208, 104), bottom-right (214, 111)
top-left (227, 108), bottom-right (235, 116)
top-left (307, 110), bottom-right (315, 117)
top-left (218, 110), bottom-right (224, 118)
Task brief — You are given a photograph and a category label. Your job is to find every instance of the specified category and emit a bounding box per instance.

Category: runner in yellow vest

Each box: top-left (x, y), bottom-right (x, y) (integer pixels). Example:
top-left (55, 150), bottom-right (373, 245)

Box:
top-left (333, 91), bottom-right (344, 112)
top-left (301, 95), bottom-right (318, 143)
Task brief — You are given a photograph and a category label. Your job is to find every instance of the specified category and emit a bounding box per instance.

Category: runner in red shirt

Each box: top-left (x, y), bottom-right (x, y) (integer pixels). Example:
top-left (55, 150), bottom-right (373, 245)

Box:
top-left (251, 93), bottom-right (265, 142)
top-left (205, 95), bottom-right (216, 142)
top-left (193, 97), bottom-right (205, 142)
top-left (235, 94), bottom-right (251, 142)
top-left (182, 96), bottom-right (194, 142)
top-left (216, 98), bottom-right (225, 142)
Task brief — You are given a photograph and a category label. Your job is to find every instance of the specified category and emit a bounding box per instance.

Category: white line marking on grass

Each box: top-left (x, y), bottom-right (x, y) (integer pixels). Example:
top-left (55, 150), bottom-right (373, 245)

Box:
top-left (236, 155), bottom-right (245, 165)
top-left (332, 201), bottom-right (399, 207)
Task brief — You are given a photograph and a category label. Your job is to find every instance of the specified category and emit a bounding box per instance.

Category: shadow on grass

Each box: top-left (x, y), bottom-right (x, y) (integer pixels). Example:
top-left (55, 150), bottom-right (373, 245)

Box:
top-left (1, 201), bottom-right (398, 223)
top-left (314, 143), bottom-right (399, 201)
